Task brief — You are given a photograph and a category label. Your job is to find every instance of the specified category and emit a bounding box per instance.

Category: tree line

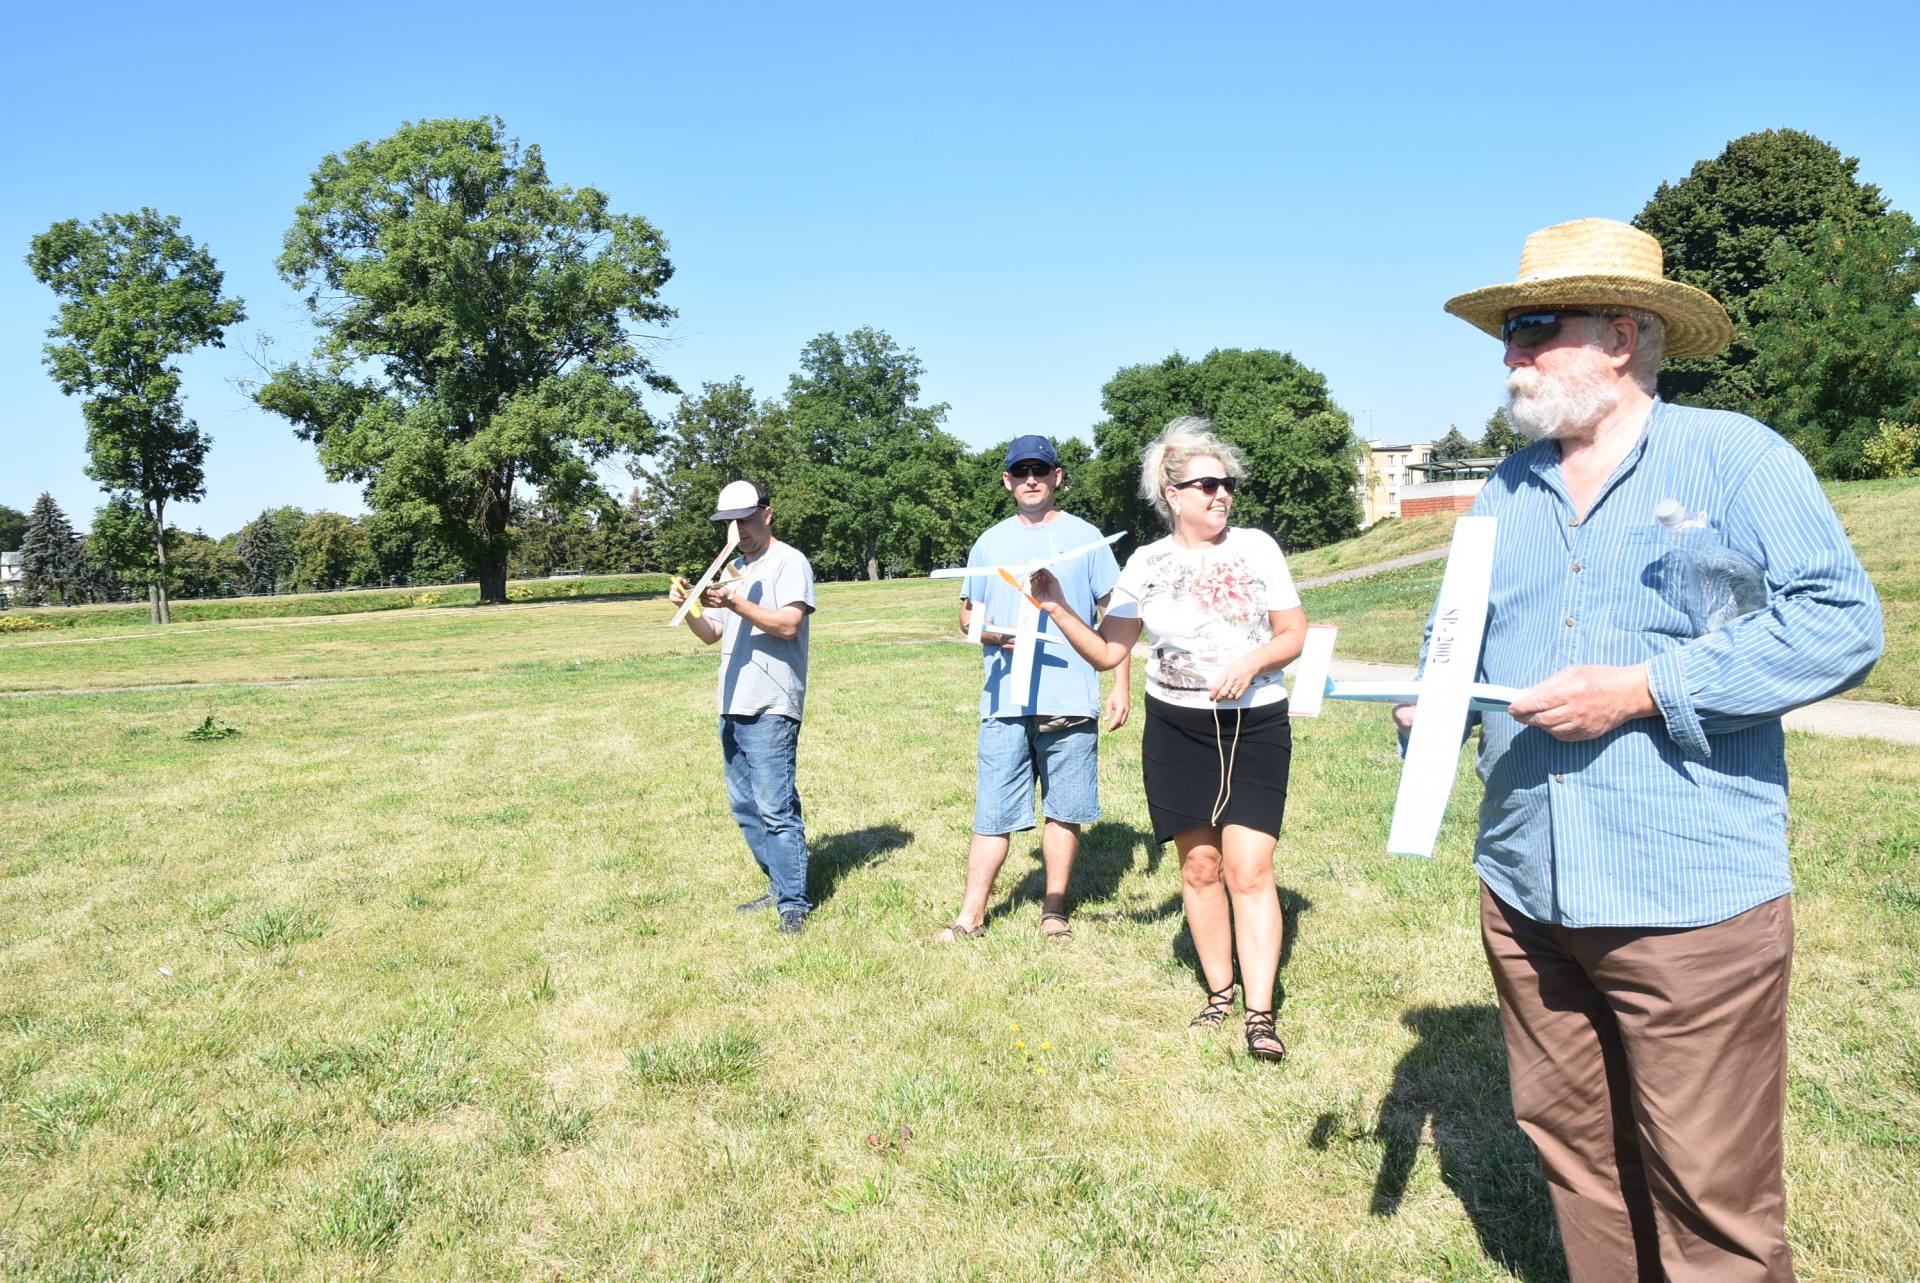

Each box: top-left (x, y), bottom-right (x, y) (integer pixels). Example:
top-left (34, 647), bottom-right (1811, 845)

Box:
top-left (18, 121), bottom-right (1920, 617)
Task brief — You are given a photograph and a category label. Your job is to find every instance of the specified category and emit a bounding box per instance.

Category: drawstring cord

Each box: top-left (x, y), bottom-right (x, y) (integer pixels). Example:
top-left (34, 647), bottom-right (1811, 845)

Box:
top-left (1209, 702), bottom-right (1243, 826)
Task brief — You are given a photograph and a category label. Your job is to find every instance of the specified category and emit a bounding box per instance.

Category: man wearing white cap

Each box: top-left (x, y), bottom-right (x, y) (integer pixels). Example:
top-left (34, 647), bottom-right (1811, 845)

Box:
top-left (669, 479), bottom-right (817, 935)
top-left (1406, 219), bottom-right (1883, 1280)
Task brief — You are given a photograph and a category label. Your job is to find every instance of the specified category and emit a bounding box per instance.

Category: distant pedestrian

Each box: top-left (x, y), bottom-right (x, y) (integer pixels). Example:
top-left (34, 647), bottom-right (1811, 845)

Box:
top-left (668, 479), bottom-right (817, 935)
top-left (1033, 417), bottom-right (1307, 1061)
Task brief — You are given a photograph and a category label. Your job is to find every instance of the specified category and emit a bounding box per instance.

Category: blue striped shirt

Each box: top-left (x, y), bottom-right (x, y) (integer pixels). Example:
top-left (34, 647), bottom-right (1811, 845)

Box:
top-left (1453, 400), bottom-right (1882, 928)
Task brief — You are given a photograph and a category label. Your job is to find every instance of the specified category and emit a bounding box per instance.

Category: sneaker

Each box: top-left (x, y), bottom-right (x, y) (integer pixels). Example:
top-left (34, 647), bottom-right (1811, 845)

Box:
top-left (734, 892), bottom-right (777, 914)
top-left (776, 909), bottom-right (808, 935)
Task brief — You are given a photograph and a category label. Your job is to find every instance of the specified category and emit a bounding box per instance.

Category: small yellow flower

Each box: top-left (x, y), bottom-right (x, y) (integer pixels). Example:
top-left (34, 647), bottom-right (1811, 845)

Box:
top-left (1015, 1040), bottom-right (1026, 1050)
top-left (1033, 1066), bottom-right (1046, 1076)
top-left (1040, 1041), bottom-right (1052, 1051)
top-left (1009, 1021), bottom-right (1019, 1032)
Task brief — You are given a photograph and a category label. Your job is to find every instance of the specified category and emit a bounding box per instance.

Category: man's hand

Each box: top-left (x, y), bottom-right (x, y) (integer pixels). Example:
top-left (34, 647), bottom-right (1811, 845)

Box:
top-left (1104, 687), bottom-right (1130, 732)
top-left (1508, 663), bottom-right (1655, 742)
top-left (700, 582), bottom-right (732, 610)
top-left (1392, 701), bottom-right (1416, 733)
top-left (1028, 568), bottom-right (1066, 612)
top-left (669, 576), bottom-right (691, 607)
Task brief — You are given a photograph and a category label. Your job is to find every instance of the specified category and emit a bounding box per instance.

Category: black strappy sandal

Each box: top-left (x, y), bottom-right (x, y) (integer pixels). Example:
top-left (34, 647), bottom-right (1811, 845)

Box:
top-left (1189, 982), bottom-right (1236, 1030)
top-left (1244, 1007), bottom-right (1287, 1061)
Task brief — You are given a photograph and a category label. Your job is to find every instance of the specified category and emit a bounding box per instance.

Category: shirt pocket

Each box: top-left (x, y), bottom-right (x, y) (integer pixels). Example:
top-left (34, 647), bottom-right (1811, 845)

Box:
top-left (1613, 526), bottom-right (1722, 638)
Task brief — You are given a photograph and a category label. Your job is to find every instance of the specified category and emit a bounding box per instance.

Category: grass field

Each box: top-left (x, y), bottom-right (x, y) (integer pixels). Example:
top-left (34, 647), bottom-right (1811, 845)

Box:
top-left (1, 579), bottom-right (1914, 1280)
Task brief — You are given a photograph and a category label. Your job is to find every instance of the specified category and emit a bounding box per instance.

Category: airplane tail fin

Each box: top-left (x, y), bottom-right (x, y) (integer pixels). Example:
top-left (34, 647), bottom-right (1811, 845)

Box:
top-left (1289, 625), bottom-right (1338, 717)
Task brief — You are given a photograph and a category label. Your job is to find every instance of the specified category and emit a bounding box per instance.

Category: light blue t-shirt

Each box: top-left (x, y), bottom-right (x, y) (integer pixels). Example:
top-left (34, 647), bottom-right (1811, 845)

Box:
top-left (963, 512), bottom-right (1120, 719)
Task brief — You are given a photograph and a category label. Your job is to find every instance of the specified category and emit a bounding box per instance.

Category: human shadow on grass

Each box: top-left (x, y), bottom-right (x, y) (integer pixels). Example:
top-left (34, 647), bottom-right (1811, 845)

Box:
top-left (807, 824), bottom-right (912, 907)
top-left (1312, 1003), bottom-right (1563, 1283)
top-left (992, 820), bottom-right (1153, 926)
top-left (1167, 885), bottom-right (1313, 1011)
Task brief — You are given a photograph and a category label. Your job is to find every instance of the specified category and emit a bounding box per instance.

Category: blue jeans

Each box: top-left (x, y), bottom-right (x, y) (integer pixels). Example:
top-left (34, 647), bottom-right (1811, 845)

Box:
top-left (719, 713), bottom-right (810, 913)
top-left (973, 716), bottom-right (1101, 835)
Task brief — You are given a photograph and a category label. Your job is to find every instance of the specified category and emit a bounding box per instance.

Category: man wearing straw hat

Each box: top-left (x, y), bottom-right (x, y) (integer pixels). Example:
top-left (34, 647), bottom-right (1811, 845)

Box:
top-left (1405, 219), bottom-right (1883, 1280)
top-left (668, 479), bottom-right (818, 935)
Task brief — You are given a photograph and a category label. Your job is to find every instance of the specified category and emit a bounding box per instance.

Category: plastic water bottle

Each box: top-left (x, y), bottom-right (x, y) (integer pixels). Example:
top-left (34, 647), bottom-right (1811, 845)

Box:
top-left (1652, 500), bottom-right (1768, 634)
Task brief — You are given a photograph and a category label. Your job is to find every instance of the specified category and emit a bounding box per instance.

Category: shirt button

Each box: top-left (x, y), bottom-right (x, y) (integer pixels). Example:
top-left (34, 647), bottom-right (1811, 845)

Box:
top-left (1568, 517), bottom-right (1580, 527)
top-left (1571, 563), bottom-right (1583, 573)
top-left (1554, 773), bottom-right (1565, 783)
top-left (1564, 617), bottom-right (1576, 627)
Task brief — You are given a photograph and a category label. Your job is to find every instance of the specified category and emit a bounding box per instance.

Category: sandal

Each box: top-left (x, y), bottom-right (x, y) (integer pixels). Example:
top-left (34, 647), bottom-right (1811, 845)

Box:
top-left (1189, 981), bottom-right (1236, 1030)
top-left (1039, 912), bottom-right (1073, 942)
top-left (1244, 1007), bottom-right (1287, 1061)
top-left (933, 920), bottom-right (986, 943)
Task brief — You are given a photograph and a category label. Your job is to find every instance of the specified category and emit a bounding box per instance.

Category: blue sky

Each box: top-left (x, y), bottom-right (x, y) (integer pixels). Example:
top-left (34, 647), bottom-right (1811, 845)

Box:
top-left (4, 1), bottom-right (1916, 536)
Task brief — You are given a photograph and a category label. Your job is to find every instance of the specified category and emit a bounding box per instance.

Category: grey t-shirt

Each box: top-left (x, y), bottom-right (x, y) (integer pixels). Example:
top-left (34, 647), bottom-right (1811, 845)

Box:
top-left (717, 540), bottom-right (816, 720)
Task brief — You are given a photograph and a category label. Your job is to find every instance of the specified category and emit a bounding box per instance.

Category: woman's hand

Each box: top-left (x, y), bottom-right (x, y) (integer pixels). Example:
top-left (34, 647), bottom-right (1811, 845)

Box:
top-left (1027, 568), bottom-right (1067, 616)
top-left (1209, 653), bottom-right (1264, 702)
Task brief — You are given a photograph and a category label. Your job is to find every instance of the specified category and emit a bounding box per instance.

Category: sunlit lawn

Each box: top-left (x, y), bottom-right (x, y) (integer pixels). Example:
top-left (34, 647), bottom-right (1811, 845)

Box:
top-left (0, 580), bottom-right (1913, 1280)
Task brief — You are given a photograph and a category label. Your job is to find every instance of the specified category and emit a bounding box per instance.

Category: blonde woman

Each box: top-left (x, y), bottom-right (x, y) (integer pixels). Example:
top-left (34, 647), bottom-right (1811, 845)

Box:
top-left (1031, 417), bottom-right (1307, 1060)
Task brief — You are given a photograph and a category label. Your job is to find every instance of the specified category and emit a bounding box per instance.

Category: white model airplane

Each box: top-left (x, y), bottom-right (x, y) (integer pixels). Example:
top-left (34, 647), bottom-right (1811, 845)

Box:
top-left (1288, 516), bottom-right (1513, 858)
top-left (666, 520), bottom-right (740, 628)
top-left (929, 532), bottom-right (1125, 709)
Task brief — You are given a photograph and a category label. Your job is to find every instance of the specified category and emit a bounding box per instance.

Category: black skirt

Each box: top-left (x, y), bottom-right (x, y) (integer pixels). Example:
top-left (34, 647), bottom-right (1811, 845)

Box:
top-left (1141, 693), bottom-right (1292, 843)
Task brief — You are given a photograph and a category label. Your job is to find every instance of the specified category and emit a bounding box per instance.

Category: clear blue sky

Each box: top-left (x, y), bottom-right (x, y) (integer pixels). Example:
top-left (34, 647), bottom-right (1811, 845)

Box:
top-left (4, 0), bottom-right (1916, 536)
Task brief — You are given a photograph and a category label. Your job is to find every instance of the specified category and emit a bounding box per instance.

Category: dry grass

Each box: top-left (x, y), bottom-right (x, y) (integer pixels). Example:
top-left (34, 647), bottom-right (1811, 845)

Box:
top-left (0, 581), bottom-right (1913, 1280)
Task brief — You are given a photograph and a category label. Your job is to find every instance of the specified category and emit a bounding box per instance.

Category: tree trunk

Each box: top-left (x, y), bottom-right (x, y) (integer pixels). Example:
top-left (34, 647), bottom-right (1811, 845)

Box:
top-left (866, 537), bottom-right (880, 582)
top-left (150, 498), bottom-right (171, 625)
top-left (477, 558), bottom-right (508, 604)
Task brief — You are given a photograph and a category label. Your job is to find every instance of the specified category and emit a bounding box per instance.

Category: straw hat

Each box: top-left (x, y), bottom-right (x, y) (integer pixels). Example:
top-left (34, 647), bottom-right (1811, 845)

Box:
top-left (1444, 218), bottom-right (1733, 357)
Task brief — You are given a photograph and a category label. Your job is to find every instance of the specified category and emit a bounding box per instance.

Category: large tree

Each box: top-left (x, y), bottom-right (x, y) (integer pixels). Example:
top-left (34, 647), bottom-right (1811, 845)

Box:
top-left (1477, 407), bottom-right (1527, 459)
top-left (646, 378), bottom-right (800, 578)
top-left (0, 505), bottom-right (26, 553)
top-left (1634, 129), bottom-right (1890, 422)
top-left (783, 329), bottom-right (969, 580)
top-left (233, 510), bottom-right (291, 595)
top-left (27, 209), bottom-right (245, 624)
top-left (1748, 213), bottom-right (1920, 478)
top-left (291, 512), bottom-right (373, 592)
top-left (1083, 348), bottom-right (1361, 551)
top-left (254, 117), bottom-right (676, 603)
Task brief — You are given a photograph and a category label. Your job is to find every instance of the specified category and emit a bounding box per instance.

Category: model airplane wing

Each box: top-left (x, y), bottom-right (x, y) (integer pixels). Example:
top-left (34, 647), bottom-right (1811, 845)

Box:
top-left (667, 522), bottom-right (740, 628)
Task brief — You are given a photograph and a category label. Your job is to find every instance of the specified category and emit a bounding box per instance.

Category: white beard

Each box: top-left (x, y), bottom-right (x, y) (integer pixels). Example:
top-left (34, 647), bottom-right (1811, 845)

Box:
top-left (1506, 362), bottom-right (1621, 441)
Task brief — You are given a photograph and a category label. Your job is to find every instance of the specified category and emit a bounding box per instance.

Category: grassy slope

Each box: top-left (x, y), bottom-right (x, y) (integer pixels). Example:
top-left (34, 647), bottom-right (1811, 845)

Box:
top-left (1290, 477), bottom-right (1916, 706)
top-left (0, 581), bottom-right (1913, 1280)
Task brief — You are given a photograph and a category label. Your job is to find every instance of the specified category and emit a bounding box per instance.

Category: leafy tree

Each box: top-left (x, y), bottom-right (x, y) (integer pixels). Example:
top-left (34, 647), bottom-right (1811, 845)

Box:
top-left (1083, 348), bottom-right (1361, 551)
top-left (784, 330), bottom-right (969, 580)
top-left (252, 117), bottom-right (676, 604)
top-left (19, 493), bottom-right (83, 605)
top-left (587, 487), bottom-right (654, 574)
top-left (291, 511), bottom-right (373, 592)
top-left (88, 498), bottom-right (160, 594)
top-left (234, 510), bottom-right (291, 594)
top-left (1748, 213), bottom-right (1920, 478)
top-left (645, 378), bottom-right (799, 577)
top-left (166, 530), bottom-right (245, 599)
top-left (1427, 427), bottom-right (1478, 464)
top-left (1634, 129), bottom-right (1890, 421)
top-left (1861, 421), bottom-right (1920, 479)
top-left (70, 537), bottom-right (123, 604)
top-left (1477, 407), bottom-right (1527, 459)
top-left (27, 209), bottom-right (245, 624)
top-left (0, 505), bottom-right (26, 553)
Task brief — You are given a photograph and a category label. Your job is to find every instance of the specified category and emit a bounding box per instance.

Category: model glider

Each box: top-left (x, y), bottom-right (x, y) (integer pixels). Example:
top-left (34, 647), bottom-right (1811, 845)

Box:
top-left (930, 531), bottom-right (1125, 708)
top-left (666, 520), bottom-right (740, 628)
top-left (1288, 516), bottom-right (1507, 858)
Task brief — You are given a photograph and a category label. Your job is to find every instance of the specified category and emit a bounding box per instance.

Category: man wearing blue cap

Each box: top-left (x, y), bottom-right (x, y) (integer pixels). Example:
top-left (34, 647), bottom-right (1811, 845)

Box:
top-left (934, 436), bottom-right (1129, 942)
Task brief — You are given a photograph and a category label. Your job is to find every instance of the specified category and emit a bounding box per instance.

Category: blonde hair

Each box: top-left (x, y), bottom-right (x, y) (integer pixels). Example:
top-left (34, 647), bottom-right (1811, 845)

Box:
top-left (1139, 416), bottom-right (1247, 524)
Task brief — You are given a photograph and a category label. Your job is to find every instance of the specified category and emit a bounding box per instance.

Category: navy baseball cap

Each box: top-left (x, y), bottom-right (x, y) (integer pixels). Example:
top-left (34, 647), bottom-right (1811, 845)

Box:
top-left (1003, 435), bottom-right (1059, 470)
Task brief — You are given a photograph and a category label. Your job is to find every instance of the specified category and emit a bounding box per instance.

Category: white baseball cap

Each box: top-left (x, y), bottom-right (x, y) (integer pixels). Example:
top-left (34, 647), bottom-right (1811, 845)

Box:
top-left (711, 479), bottom-right (769, 522)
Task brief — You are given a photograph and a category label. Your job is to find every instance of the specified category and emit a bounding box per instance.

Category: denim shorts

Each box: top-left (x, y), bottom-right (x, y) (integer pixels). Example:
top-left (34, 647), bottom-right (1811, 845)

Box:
top-left (974, 716), bottom-right (1100, 835)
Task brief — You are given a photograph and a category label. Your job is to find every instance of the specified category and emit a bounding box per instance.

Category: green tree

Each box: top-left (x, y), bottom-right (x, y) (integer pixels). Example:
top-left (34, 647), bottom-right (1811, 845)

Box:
top-left (1861, 421), bottom-right (1920, 479)
top-left (1083, 348), bottom-right (1361, 551)
top-left (233, 510), bottom-right (291, 595)
top-left (1427, 426), bottom-right (1478, 463)
top-left (1634, 129), bottom-right (1891, 420)
top-left (27, 209), bottom-right (245, 624)
top-left (166, 530), bottom-right (245, 599)
top-left (1748, 213), bottom-right (1920, 478)
top-left (19, 493), bottom-right (83, 605)
top-left (291, 511), bottom-right (373, 592)
top-left (88, 497), bottom-right (160, 595)
top-left (70, 537), bottom-right (123, 604)
top-left (1477, 407), bottom-right (1527, 459)
top-left (645, 378), bottom-right (799, 577)
top-left (253, 117), bottom-right (676, 604)
top-left (0, 505), bottom-right (26, 553)
top-left (784, 329), bottom-right (968, 580)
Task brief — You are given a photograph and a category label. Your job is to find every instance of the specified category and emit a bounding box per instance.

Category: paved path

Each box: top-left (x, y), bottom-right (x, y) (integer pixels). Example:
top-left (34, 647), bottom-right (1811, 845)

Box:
top-left (1295, 546), bottom-right (1450, 590)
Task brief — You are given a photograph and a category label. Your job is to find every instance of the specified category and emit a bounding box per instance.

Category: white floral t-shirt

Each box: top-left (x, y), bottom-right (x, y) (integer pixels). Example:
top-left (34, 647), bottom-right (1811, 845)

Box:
top-left (1107, 527), bottom-right (1302, 709)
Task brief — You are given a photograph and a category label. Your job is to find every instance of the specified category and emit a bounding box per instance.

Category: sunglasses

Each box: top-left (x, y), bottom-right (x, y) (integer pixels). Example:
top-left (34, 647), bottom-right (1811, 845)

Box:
top-left (1007, 462), bottom-right (1057, 479)
top-left (1171, 475), bottom-right (1237, 496)
top-left (1499, 309), bottom-right (1601, 349)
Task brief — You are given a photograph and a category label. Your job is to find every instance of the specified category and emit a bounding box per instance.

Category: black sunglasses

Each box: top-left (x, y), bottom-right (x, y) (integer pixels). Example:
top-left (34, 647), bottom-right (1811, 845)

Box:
top-left (1171, 475), bottom-right (1237, 496)
top-left (1499, 309), bottom-right (1602, 349)
top-left (1007, 461), bottom-right (1057, 479)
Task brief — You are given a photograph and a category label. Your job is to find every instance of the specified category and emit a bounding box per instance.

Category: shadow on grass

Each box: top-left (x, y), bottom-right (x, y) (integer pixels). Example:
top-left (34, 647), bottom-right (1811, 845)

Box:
top-left (808, 824), bottom-right (912, 907)
top-left (997, 820), bottom-right (1153, 925)
top-left (1315, 1003), bottom-right (1563, 1283)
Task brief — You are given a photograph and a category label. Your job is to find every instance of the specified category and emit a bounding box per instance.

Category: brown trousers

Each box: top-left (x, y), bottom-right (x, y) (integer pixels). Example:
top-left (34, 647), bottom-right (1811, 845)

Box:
top-left (1480, 883), bottom-right (1795, 1283)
